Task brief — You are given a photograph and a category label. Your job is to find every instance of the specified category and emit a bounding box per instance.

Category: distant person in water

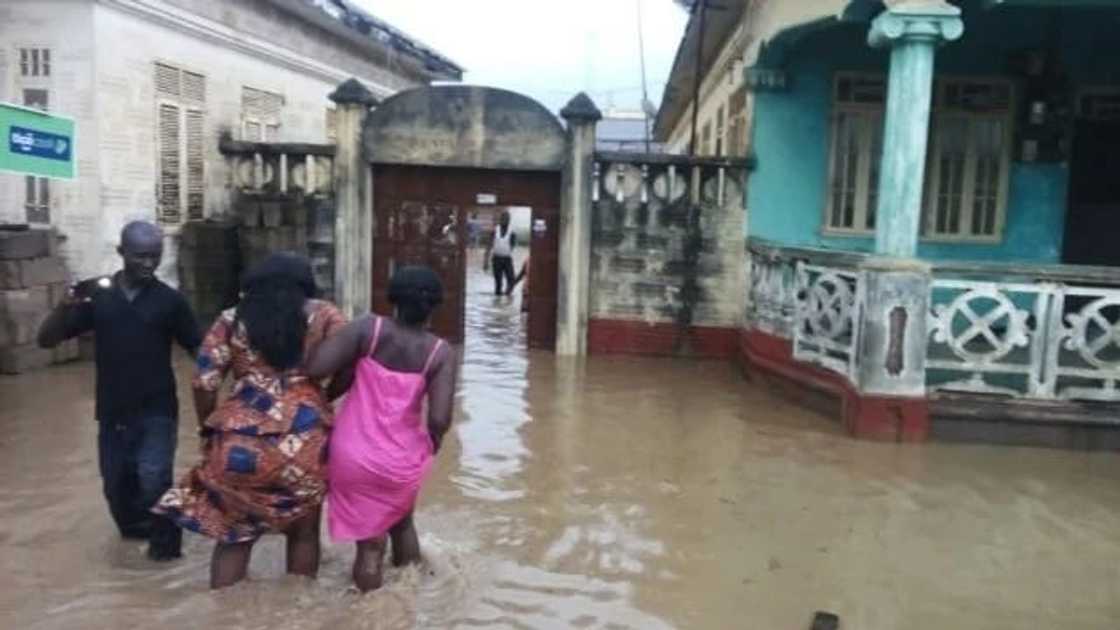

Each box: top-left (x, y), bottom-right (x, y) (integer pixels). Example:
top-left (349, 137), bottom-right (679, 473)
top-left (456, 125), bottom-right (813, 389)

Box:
top-left (37, 220), bottom-right (200, 561)
top-left (483, 211), bottom-right (517, 295)
top-left (307, 266), bottom-right (457, 592)
top-left (153, 253), bottom-right (349, 588)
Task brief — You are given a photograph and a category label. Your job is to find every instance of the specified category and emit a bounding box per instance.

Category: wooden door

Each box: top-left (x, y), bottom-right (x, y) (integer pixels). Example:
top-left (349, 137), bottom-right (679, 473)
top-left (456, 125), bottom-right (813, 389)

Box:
top-left (371, 166), bottom-right (560, 348)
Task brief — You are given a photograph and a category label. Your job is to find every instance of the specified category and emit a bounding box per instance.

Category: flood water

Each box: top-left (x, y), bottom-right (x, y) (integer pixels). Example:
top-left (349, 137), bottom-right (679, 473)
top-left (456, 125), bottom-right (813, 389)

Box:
top-left (3, 262), bottom-right (1120, 629)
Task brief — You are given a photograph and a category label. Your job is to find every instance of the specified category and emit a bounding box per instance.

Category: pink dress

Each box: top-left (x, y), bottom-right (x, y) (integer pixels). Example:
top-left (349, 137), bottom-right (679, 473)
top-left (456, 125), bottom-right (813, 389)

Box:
top-left (327, 317), bottom-right (444, 542)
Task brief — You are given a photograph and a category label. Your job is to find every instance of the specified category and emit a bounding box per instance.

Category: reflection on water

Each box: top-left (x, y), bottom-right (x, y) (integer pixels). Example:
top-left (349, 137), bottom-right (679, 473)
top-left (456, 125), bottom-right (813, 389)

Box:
top-left (3, 262), bottom-right (1120, 628)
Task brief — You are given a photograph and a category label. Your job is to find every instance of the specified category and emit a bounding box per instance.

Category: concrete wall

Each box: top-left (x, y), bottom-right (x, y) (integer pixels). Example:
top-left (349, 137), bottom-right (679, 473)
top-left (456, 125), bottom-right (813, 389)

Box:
top-left (588, 158), bottom-right (747, 357)
top-left (747, 4), bottom-right (1120, 263)
top-left (0, 1), bottom-right (100, 276)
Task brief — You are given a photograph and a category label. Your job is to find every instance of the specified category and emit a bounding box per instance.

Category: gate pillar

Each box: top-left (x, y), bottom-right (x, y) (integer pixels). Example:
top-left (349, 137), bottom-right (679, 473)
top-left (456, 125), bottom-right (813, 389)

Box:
top-left (330, 78), bottom-right (378, 319)
top-left (557, 93), bottom-right (601, 356)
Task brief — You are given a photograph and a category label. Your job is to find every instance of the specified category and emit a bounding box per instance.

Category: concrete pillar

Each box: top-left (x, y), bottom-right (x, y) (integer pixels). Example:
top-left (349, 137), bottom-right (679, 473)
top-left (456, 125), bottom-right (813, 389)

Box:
top-left (868, 2), bottom-right (963, 258)
top-left (329, 78), bottom-right (378, 319)
top-left (556, 93), bottom-right (601, 356)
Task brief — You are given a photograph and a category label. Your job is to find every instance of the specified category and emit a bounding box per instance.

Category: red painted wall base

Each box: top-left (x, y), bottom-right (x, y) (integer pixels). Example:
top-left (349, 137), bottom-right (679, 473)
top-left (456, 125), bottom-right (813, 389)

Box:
top-left (587, 319), bottom-right (739, 359)
top-left (739, 329), bottom-right (929, 442)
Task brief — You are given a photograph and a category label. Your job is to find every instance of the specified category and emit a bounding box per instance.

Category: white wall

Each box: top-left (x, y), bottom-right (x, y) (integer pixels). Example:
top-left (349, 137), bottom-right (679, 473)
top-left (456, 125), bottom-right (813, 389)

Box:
top-left (0, 0), bottom-right (100, 278)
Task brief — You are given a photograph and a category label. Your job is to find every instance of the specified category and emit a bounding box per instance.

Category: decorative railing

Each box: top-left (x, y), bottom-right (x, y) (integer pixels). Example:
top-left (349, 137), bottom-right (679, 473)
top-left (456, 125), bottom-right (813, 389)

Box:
top-left (792, 262), bottom-right (864, 382)
top-left (219, 135), bottom-right (335, 195)
top-left (745, 238), bottom-right (1120, 402)
top-left (928, 280), bottom-right (1120, 402)
top-left (744, 241), bottom-right (864, 382)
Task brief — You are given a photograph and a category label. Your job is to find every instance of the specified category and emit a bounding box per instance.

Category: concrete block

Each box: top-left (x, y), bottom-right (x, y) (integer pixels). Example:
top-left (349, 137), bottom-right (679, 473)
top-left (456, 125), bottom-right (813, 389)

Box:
top-left (0, 343), bottom-right (54, 374)
top-left (0, 286), bottom-right (50, 347)
top-left (51, 338), bottom-right (80, 364)
top-left (0, 230), bottom-right (50, 260)
top-left (19, 257), bottom-right (67, 288)
top-left (0, 261), bottom-right (21, 289)
top-left (46, 283), bottom-right (68, 308)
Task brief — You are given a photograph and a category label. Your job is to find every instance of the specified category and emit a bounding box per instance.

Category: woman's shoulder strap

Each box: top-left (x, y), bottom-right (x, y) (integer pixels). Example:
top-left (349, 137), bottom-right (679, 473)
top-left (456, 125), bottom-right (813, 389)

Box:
top-left (422, 338), bottom-right (446, 376)
top-left (367, 315), bottom-right (384, 357)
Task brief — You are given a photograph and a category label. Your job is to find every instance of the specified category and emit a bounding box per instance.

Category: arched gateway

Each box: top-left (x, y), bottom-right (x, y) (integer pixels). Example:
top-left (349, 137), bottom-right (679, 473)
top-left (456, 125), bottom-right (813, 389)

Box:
top-left (363, 85), bottom-right (567, 348)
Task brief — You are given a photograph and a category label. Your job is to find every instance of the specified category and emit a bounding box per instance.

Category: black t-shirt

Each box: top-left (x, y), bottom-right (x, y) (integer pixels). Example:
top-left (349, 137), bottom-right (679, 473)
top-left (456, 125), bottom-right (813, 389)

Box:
top-left (65, 274), bottom-right (201, 423)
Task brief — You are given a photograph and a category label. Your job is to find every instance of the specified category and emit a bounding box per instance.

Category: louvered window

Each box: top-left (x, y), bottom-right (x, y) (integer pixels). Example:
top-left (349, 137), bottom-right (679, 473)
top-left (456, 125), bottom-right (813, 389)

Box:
top-left (241, 86), bottom-right (284, 141)
top-left (155, 63), bottom-right (206, 223)
top-left (824, 74), bottom-right (1011, 242)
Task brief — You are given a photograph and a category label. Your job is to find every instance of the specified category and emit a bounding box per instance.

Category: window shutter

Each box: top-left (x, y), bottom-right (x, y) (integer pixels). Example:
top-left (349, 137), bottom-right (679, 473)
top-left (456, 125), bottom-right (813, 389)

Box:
top-left (185, 108), bottom-right (205, 220)
top-left (155, 63), bottom-right (180, 98)
top-left (158, 103), bottom-right (182, 223)
top-left (183, 71), bottom-right (206, 104)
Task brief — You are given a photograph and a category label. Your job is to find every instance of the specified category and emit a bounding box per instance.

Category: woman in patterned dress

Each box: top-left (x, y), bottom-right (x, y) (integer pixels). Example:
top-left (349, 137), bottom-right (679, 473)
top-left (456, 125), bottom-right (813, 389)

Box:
top-left (153, 253), bottom-right (349, 589)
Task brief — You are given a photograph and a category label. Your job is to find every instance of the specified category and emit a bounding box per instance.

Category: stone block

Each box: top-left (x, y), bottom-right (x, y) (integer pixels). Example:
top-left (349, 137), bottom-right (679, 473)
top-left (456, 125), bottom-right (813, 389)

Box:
top-left (46, 283), bottom-right (68, 308)
top-left (0, 286), bottom-right (50, 347)
top-left (0, 260), bottom-right (20, 289)
top-left (19, 257), bottom-right (67, 288)
top-left (52, 338), bottom-right (80, 364)
top-left (0, 229), bottom-right (50, 260)
top-left (0, 343), bottom-right (54, 374)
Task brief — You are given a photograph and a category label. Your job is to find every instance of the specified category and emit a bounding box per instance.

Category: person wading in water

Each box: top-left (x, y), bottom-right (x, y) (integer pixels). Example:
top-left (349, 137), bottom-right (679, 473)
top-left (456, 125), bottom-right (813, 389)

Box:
top-left (307, 265), bottom-right (457, 592)
top-left (154, 253), bottom-right (349, 588)
top-left (37, 220), bottom-right (201, 561)
top-left (483, 210), bottom-right (517, 296)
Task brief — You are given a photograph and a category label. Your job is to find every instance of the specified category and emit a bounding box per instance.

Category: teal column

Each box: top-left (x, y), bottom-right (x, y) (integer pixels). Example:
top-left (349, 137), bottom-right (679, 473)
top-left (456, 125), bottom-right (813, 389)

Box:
top-left (869, 2), bottom-right (963, 258)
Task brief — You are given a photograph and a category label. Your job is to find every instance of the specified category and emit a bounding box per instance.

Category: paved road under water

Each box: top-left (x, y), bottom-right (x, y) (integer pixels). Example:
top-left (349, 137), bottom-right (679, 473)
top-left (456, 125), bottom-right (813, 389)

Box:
top-left (3, 265), bottom-right (1120, 629)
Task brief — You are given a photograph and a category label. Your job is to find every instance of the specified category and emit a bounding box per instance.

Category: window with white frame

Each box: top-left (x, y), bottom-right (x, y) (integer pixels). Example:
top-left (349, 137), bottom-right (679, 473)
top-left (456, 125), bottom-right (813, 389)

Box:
top-left (241, 86), bottom-right (284, 142)
top-left (155, 62), bottom-right (206, 224)
top-left (824, 74), bottom-right (1013, 241)
top-left (23, 88), bottom-right (50, 224)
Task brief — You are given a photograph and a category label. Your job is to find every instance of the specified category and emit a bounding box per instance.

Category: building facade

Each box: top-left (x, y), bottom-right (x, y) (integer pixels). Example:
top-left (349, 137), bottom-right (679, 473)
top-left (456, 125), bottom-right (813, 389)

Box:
top-left (659, 0), bottom-right (1120, 446)
top-left (0, 0), bottom-right (460, 281)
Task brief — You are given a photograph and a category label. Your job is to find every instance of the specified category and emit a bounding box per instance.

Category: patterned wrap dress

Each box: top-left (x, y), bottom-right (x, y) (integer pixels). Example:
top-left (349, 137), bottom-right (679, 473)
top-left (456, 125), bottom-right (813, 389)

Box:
top-left (154, 300), bottom-right (347, 543)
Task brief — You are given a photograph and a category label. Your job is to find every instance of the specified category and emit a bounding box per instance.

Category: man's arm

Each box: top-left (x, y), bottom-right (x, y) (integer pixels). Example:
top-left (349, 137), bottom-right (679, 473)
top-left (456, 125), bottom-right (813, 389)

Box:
top-left (37, 296), bottom-right (93, 349)
top-left (172, 293), bottom-right (202, 355)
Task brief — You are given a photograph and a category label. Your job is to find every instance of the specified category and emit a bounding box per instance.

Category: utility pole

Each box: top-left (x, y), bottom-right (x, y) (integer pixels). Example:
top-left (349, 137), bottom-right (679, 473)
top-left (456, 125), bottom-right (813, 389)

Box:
top-left (688, 0), bottom-right (708, 157)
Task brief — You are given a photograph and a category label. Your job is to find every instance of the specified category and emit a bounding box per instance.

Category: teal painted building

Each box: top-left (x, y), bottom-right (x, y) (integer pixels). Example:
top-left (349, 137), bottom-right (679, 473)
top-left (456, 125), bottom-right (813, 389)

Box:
top-left (747, 0), bottom-right (1120, 267)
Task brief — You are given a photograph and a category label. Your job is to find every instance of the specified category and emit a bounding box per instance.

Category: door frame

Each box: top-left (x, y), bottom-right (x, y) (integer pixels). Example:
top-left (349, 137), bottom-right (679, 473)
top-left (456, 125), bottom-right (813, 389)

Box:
top-left (370, 165), bottom-right (563, 349)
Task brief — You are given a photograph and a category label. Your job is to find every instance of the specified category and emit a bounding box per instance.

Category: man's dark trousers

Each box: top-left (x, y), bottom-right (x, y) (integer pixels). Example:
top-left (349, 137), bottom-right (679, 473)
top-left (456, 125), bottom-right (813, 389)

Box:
top-left (97, 415), bottom-right (181, 555)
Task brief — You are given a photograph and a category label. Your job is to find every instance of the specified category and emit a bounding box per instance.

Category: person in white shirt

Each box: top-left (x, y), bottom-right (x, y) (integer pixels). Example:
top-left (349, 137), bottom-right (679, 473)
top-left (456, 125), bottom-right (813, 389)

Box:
top-left (483, 211), bottom-right (517, 296)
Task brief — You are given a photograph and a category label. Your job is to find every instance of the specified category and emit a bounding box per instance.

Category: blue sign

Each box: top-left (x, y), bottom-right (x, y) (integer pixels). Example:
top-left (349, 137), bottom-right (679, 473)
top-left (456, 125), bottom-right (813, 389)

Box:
top-left (9, 125), bottom-right (71, 162)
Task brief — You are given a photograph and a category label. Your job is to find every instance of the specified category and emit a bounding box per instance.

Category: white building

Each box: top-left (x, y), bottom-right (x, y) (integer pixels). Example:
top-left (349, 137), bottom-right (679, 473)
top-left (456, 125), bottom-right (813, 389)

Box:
top-left (0, 0), bottom-right (461, 280)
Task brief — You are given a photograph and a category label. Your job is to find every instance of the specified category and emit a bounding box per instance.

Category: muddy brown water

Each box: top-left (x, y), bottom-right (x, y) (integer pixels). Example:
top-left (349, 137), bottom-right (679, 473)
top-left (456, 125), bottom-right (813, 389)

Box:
top-left (3, 265), bottom-right (1120, 629)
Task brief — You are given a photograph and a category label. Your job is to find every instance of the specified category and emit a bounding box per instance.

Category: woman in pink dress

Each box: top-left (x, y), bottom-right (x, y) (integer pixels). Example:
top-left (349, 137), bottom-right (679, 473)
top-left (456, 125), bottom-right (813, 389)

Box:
top-left (306, 266), bottom-right (456, 592)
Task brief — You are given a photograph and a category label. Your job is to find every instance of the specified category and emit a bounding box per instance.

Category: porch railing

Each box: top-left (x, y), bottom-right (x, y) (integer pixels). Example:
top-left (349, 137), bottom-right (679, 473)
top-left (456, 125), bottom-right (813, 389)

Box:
top-left (791, 262), bottom-right (864, 382)
top-left (928, 279), bottom-right (1120, 402)
top-left (745, 238), bottom-right (1120, 403)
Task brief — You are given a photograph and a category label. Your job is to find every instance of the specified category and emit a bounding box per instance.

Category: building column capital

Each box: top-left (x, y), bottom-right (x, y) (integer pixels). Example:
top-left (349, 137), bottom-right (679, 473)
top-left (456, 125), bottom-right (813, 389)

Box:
top-left (868, 1), bottom-right (964, 49)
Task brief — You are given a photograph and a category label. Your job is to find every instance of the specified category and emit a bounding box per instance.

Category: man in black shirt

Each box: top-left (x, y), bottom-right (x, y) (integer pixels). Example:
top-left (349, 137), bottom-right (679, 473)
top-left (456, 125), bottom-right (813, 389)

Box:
top-left (38, 221), bottom-right (201, 560)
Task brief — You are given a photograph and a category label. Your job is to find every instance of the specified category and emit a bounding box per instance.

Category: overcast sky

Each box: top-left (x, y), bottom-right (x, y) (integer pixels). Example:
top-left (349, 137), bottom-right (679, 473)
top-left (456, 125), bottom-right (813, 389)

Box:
top-left (351, 0), bottom-right (690, 114)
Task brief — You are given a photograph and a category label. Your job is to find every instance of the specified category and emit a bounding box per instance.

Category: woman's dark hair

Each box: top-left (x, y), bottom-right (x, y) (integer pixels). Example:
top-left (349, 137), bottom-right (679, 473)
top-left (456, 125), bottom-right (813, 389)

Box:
top-left (236, 253), bottom-right (318, 370)
top-left (388, 266), bottom-right (443, 325)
